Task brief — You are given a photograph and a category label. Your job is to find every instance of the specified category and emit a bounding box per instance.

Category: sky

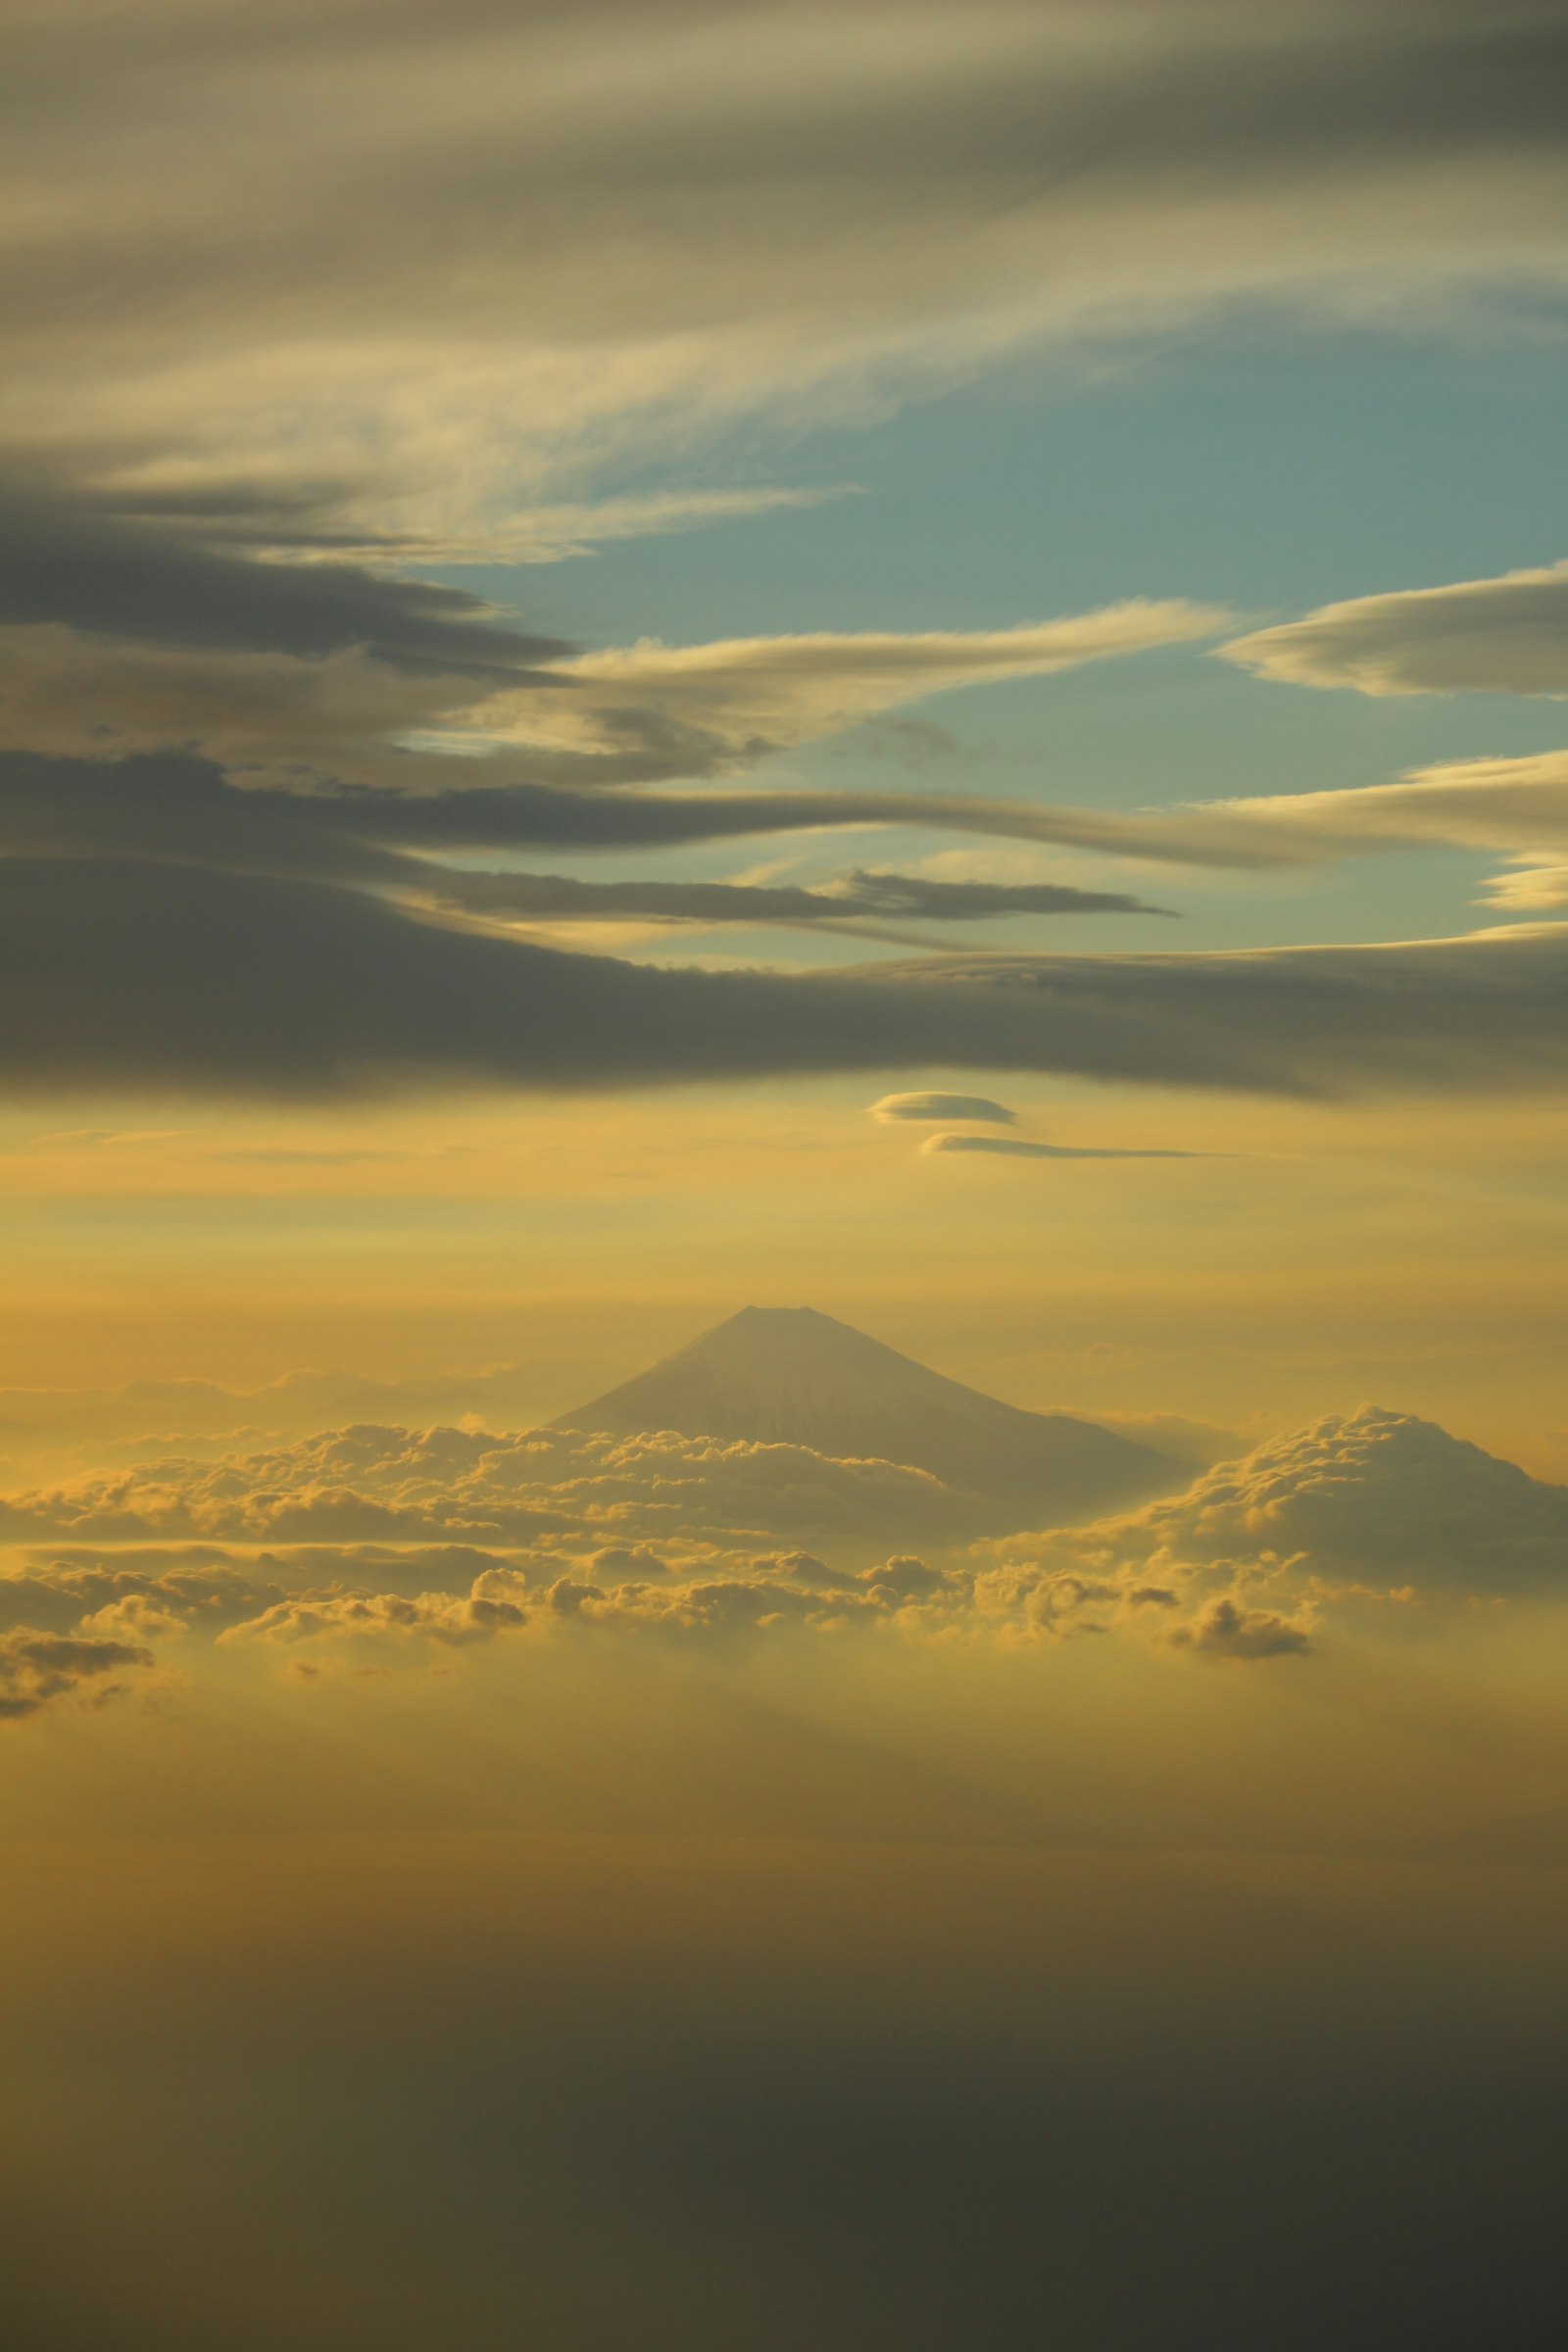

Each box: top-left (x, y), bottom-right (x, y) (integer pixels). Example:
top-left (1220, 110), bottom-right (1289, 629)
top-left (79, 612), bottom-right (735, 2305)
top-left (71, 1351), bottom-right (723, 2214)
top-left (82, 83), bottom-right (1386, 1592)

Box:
top-left (3, 1), bottom-right (1568, 1453)
top-left (4, 6), bottom-right (1568, 2347)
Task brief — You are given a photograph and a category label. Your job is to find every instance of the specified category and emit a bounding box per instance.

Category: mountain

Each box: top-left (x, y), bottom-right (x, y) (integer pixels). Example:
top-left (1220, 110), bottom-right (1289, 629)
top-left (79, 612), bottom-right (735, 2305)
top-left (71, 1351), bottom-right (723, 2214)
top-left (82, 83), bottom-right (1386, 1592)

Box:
top-left (552, 1305), bottom-right (1179, 1527)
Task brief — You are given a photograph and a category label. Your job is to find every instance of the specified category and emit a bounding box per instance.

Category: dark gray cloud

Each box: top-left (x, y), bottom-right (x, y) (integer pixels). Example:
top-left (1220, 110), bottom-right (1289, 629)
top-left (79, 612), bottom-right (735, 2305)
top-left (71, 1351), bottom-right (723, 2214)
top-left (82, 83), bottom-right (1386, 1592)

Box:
top-left (3, 849), bottom-right (1568, 1100)
top-left (432, 865), bottom-right (1171, 930)
top-left (831, 872), bottom-right (1172, 922)
top-left (0, 750), bottom-right (1173, 935)
top-left (288, 774), bottom-right (1208, 858)
top-left (0, 480), bottom-right (568, 681)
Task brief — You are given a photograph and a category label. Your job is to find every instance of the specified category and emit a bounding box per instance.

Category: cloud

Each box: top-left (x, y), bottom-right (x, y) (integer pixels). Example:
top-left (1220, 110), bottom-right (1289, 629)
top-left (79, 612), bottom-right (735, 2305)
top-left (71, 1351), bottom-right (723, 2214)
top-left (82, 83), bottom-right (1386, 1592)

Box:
top-left (7, 1402), bottom-right (1562, 1677)
top-left (1223, 564), bottom-right (1568, 697)
top-left (463, 746), bottom-right (1568, 918)
top-left (9, 850), bottom-right (1568, 1102)
top-left (832, 873), bottom-right (1174, 923)
top-left (869, 1094), bottom-right (1017, 1125)
top-left (0, 1425), bottom-right (971, 1554)
top-left (0, 746), bottom-right (1200, 888)
top-left (0, 1558), bottom-right (286, 1637)
top-left (313, 484), bottom-right (853, 567)
top-left (0, 602), bottom-right (1208, 784)
top-left (0, 480), bottom-right (570, 681)
top-left (0, 743), bottom-right (1171, 935)
top-left (468, 607), bottom-right (1228, 770)
top-left (0, 576), bottom-right (1217, 783)
top-left (983, 1406), bottom-right (1568, 1599)
top-left (1169, 1594), bottom-right (1315, 1660)
top-left (7, 4), bottom-right (1567, 551)
top-left (0, 1627), bottom-right (155, 1721)
top-left (212, 1545), bottom-right (982, 1653)
top-left (421, 865), bottom-right (1174, 934)
top-left (1169, 751), bottom-right (1568, 913)
top-left (222, 1573), bottom-right (531, 1649)
top-left (921, 1134), bottom-right (1206, 1161)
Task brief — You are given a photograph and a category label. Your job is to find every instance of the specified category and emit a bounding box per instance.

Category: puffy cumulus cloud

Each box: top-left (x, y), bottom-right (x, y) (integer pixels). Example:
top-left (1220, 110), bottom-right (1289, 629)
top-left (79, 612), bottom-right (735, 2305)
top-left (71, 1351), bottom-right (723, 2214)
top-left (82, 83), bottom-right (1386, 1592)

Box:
top-left (981, 1406), bottom-right (1568, 1602)
top-left (0, 1556), bottom-right (287, 1637)
top-left (1, 1528), bottom-right (1298, 1676)
top-left (466, 608), bottom-right (1227, 771)
top-left (4, 1405), bottom-right (1563, 1682)
top-left (6, 4), bottom-right (1567, 553)
top-left (0, 1627), bottom-right (155, 1721)
top-left (1222, 564), bottom-right (1568, 697)
top-left (221, 1569), bottom-right (531, 1649)
top-left (220, 1548), bottom-right (976, 1654)
top-left (1169, 1594), bottom-right (1316, 1661)
top-left (8, 847), bottom-right (1568, 1102)
top-left (869, 1094), bottom-right (1017, 1125)
top-left (0, 1425), bottom-right (970, 1555)
top-left (921, 1133), bottom-right (1206, 1162)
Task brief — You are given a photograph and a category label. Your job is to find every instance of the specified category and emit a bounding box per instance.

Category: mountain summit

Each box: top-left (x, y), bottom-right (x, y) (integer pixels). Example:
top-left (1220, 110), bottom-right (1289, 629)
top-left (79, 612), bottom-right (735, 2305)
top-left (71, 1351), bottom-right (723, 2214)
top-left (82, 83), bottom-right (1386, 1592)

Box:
top-left (553, 1305), bottom-right (1177, 1526)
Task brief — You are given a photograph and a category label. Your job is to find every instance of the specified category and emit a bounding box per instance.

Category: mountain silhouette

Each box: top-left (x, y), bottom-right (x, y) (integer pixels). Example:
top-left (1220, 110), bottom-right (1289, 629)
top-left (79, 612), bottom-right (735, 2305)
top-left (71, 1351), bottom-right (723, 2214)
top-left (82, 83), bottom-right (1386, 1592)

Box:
top-left (553, 1305), bottom-right (1178, 1527)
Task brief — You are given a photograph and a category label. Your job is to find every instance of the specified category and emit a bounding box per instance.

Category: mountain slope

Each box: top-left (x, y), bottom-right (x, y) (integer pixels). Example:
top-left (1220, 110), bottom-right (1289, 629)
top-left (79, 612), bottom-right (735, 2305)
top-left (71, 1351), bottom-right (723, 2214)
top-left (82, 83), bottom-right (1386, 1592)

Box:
top-left (552, 1305), bottom-right (1177, 1526)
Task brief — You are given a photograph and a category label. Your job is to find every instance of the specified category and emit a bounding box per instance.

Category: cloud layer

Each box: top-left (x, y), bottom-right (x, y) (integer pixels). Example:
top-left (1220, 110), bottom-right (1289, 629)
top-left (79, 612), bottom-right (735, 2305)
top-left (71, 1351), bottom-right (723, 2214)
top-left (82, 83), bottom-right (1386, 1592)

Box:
top-left (5, 1400), bottom-right (1563, 1717)
top-left (0, 1423), bottom-right (970, 1554)
top-left (7, 843), bottom-right (1568, 1100)
top-left (8, 3), bottom-right (1567, 548)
